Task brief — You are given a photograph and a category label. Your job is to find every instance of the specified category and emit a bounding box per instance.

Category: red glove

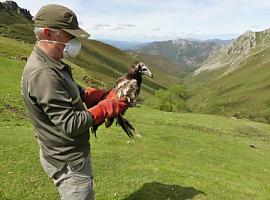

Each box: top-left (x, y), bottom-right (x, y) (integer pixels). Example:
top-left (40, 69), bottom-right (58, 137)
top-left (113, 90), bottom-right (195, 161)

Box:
top-left (84, 87), bottom-right (106, 108)
top-left (106, 90), bottom-right (118, 100)
top-left (88, 98), bottom-right (129, 125)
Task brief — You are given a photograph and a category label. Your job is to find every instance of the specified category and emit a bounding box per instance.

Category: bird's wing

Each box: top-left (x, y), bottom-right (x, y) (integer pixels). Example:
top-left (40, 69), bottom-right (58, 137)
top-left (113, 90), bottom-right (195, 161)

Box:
top-left (116, 74), bottom-right (128, 85)
top-left (115, 79), bottom-right (138, 106)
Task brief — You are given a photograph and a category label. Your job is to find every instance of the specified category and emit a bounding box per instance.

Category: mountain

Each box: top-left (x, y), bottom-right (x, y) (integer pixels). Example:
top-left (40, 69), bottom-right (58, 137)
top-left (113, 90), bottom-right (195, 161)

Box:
top-left (100, 39), bottom-right (148, 50)
top-left (194, 30), bottom-right (258, 75)
top-left (0, 1), bottom-right (172, 99)
top-left (135, 38), bottom-right (228, 72)
top-left (0, 1), bottom-right (34, 43)
top-left (127, 50), bottom-right (184, 86)
top-left (186, 28), bottom-right (270, 123)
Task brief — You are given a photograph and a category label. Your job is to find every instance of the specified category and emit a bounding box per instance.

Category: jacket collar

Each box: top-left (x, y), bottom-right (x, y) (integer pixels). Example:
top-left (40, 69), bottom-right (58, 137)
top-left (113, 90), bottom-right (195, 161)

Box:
top-left (34, 45), bottom-right (66, 70)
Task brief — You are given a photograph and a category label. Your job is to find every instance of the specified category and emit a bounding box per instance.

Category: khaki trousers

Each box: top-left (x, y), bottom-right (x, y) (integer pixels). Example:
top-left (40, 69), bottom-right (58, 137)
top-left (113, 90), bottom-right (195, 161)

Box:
top-left (39, 150), bottom-right (94, 200)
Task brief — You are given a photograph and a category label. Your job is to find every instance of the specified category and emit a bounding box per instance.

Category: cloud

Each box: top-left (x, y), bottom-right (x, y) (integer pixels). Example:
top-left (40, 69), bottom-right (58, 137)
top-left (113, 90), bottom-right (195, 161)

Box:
top-left (16, 0), bottom-right (270, 41)
top-left (110, 24), bottom-right (136, 31)
top-left (119, 24), bottom-right (136, 28)
top-left (249, 25), bottom-right (259, 28)
top-left (110, 27), bottom-right (124, 31)
top-left (152, 28), bottom-right (162, 32)
top-left (93, 24), bottom-right (111, 30)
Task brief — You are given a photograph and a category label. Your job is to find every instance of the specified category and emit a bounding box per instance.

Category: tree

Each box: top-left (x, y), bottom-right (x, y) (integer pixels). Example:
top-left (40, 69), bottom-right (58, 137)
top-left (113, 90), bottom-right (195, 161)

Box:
top-left (155, 84), bottom-right (188, 112)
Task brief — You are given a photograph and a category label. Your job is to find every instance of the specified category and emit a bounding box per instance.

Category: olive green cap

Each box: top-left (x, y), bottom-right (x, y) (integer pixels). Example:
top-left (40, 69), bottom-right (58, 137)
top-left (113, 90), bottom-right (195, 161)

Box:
top-left (33, 4), bottom-right (90, 38)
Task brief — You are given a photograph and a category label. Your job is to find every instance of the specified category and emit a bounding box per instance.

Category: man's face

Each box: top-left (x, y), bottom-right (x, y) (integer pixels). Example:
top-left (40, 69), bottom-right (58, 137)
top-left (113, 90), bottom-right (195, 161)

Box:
top-left (43, 28), bottom-right (75, 59)
top-left (50, 30), bottom-right (74, 58)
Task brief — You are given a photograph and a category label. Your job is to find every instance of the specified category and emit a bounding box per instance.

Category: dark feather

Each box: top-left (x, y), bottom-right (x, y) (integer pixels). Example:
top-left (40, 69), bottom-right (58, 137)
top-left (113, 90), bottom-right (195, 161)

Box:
top-left (91, 61), bottom-right (152, 138)
top-left (116, 115), bottom-right (135, 138)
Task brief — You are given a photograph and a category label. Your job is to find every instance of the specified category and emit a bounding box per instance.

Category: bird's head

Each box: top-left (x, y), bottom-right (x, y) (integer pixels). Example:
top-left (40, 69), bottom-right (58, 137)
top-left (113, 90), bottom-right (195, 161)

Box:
top-left (131, 61), bottom-right (153, 78)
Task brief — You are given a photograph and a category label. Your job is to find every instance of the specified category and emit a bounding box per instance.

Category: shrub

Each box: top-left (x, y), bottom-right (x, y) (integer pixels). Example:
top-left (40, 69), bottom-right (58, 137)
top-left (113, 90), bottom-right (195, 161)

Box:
top-left (155, 84), bottom-right (188, 112)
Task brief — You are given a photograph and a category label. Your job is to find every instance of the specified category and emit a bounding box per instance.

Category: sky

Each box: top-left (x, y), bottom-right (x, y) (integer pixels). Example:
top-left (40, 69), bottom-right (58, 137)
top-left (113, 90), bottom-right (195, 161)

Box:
top-left (15, 0), bottom-right (270, 42)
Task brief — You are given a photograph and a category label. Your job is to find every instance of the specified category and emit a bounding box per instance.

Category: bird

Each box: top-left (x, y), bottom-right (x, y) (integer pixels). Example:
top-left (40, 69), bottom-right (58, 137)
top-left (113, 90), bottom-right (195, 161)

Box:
top-left (91, 61), bottom-right (153, 138)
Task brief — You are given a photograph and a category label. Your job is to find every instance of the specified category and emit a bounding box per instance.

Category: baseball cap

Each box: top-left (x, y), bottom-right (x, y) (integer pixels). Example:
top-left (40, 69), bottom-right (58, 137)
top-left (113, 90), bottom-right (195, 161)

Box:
top-left (33, 4), bottom-right (90, 38)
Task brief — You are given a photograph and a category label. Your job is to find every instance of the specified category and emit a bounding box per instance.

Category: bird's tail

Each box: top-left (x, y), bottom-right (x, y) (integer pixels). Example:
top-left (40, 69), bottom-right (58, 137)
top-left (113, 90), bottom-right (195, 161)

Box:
top-left (91, 125), bottom-right (98, 138)
top-left (116, 115), bottom-right (135, 138)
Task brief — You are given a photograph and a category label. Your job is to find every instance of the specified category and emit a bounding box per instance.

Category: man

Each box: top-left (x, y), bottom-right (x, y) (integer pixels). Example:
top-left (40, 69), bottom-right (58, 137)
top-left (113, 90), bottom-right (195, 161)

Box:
top-left (21, 4), bottom-right (128, 200)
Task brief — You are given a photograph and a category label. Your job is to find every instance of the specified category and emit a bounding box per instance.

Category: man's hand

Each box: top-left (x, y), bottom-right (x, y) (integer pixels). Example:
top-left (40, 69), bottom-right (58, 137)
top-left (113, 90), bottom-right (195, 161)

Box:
top-left (83, 87), bottom-right (106, 108)
top-left (88, 98), bottom-right (129, 125)
top-left (105, 90), bottom-right (118, 100)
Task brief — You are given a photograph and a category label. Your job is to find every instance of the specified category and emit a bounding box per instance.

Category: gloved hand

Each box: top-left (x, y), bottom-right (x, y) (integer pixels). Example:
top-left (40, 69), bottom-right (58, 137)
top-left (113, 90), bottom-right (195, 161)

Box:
top-left (84, 87), bottom-right (106, 108)
top-left (105, 90), bottom-right (118, 100)
top-left (88, 97), bottom-right (129, 125)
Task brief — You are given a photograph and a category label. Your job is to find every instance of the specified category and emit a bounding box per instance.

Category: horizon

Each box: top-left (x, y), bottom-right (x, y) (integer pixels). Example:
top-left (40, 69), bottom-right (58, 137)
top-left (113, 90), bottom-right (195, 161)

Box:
top-left (13, 0), bottom-right (270, 42)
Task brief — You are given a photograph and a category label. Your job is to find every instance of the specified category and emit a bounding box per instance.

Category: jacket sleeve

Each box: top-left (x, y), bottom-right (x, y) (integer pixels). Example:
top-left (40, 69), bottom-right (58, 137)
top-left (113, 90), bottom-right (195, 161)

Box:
top-left (77, 84), bottom-right (85, 102)
top-left (28, 68), bottom-right (94, 137)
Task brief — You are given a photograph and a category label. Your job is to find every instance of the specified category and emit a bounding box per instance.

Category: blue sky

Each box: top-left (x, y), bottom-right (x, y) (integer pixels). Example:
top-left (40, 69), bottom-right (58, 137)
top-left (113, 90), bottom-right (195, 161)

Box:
top-left (16, 0), bottom-right (270, 42)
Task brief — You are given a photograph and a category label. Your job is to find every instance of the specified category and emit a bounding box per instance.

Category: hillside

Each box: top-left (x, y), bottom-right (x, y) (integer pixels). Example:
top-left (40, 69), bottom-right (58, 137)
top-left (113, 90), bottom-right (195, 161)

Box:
top-left (0, 1), bottom-right (34, 43)
top-left (0, 55), bottom-right (269, 199)
top-left (135, 38), bottom-right (227, 73)
top-left (127, 51), bottom-right (184, 85)
top-left (1, 58), bottom-right (269, 198)
top-left (0, 1), bottom-right (174, 99)
top-left (1, 2), bottom-right (270, 200)
top-left (186, 28), bottom-right (270, 123)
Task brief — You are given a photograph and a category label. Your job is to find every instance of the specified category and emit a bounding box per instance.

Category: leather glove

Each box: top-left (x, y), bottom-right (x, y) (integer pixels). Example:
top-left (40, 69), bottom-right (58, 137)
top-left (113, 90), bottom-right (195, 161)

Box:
top-left (83, 87), bottom-right (106, 108)
top-left (88, 97), bottom-right (129, 125)
top-left (105, 90), bottom-right (118, 100)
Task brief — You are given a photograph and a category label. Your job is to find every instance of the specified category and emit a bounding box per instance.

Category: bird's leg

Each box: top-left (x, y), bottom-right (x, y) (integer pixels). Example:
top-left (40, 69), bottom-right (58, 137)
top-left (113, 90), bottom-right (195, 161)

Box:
top-left (116, 115), bottom-right (135, 138)
top-left (105, 117), bottom-right (114, 128)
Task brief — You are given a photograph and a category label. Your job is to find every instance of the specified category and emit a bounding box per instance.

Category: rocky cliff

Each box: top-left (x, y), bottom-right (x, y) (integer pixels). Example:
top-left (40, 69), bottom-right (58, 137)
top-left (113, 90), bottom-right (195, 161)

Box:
top-left (194, 29), bottom-right (270, 75)
top-left (0, 1), bottom-right (32, 21)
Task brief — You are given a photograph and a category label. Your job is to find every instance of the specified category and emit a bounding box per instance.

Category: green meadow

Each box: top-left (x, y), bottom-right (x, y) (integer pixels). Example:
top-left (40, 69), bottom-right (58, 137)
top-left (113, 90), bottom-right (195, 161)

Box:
top-left (0, 54), bottom-right (269, 199)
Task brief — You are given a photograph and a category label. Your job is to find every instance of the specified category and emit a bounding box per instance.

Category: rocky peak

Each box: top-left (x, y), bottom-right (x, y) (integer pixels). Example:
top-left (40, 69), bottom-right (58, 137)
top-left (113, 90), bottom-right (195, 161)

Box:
top-left (0, 1), bottom-right (32, 20)
top-left (194, 30), bottom-right (260, 75)
top-left (173, 38), bottom-right (189, 46)
top-left (226, 30), bottom-right (256, 57)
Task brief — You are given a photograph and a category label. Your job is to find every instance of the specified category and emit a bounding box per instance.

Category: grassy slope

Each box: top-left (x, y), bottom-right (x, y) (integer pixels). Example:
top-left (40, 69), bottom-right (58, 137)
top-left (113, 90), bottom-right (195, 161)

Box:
top-left (0, 34), bottom-right (164, 93)
top-left (127, 51), bottom-right (182, 86)
top-left (186, 32), bottom-right (270, 123)
top-left (1, 108), bottom-right (269, 199)
top-left (72, 39), bottom-right (165, 93)
top-left (0, 6), bottom-right (169, 94)
top-left (0, 47), bottom-right (269, 200)
top-left (0, 8), bottom-right (35, 43)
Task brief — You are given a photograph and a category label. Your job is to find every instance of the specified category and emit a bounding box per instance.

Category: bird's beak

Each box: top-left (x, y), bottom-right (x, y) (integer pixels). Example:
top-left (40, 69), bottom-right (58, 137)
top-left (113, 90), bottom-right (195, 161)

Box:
top-left (142, 67), bottom-right (153, 78)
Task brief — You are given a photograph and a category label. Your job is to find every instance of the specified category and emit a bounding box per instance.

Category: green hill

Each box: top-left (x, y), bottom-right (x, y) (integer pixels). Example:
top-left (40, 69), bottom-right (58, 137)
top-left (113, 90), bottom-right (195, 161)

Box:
top-left (0, 1), bottom-right (169, 98)
top-left (0, 1), bottom-right (34, 43)
top-left (186, 28), bottom-right (270, 123)
top-left (0, 55), bottom-right (269, 199)
top-left (1, 2), bottom-right (269, 199)
top-left (127, 51), bottom-right (183, 86)
top-left (135, 38), bottom-right (226, 73)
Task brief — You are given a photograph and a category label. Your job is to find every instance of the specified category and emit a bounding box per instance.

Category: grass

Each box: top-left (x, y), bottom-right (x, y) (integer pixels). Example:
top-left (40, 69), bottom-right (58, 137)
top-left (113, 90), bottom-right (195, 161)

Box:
top-left (0, 53), bottom-right (269, 198)
top-left (186, 42), bottom-right (270, 123)
top-left (0, 8), bottom-right (35, 43)
top-left (1, 107), bottom-right (270, 199)
top-left (0, 51), bottom-right (269, 199)
top-left (0, 20), bottom-right (269, 200)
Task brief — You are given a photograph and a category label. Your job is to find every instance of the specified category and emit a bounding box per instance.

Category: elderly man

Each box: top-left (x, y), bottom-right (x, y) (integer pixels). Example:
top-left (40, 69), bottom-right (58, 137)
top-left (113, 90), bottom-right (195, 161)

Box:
top-left (21, 4), bottom-right (128, 200)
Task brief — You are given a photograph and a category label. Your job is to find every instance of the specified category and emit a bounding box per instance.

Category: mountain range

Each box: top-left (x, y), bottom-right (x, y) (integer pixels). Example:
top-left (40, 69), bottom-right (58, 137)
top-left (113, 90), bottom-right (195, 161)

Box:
top-left (2, 0), bottom-right (270, 123)
top-left (0, 1), bottom-right (170, 98)
top-left (99, 39), bottom-right (148, 50)
top-left (133, 38), bottom-right (231, 72)
top-left (187, 28), bottom-right (270, 123)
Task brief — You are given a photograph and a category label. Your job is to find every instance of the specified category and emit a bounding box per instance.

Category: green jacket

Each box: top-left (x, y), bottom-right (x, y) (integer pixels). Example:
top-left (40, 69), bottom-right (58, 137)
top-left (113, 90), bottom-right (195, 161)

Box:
top-left (21, 45), bottom-right (94, 169)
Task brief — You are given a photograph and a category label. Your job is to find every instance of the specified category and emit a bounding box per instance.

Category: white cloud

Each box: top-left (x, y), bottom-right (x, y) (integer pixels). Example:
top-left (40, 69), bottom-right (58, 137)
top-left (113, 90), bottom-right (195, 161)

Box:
top-left (15, 0), bottom-right (270, 41)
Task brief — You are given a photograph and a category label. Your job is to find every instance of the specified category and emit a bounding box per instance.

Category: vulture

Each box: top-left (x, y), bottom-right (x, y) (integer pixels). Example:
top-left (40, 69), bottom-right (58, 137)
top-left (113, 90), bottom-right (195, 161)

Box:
top-left (92, 61), bottom-right (153, 138)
